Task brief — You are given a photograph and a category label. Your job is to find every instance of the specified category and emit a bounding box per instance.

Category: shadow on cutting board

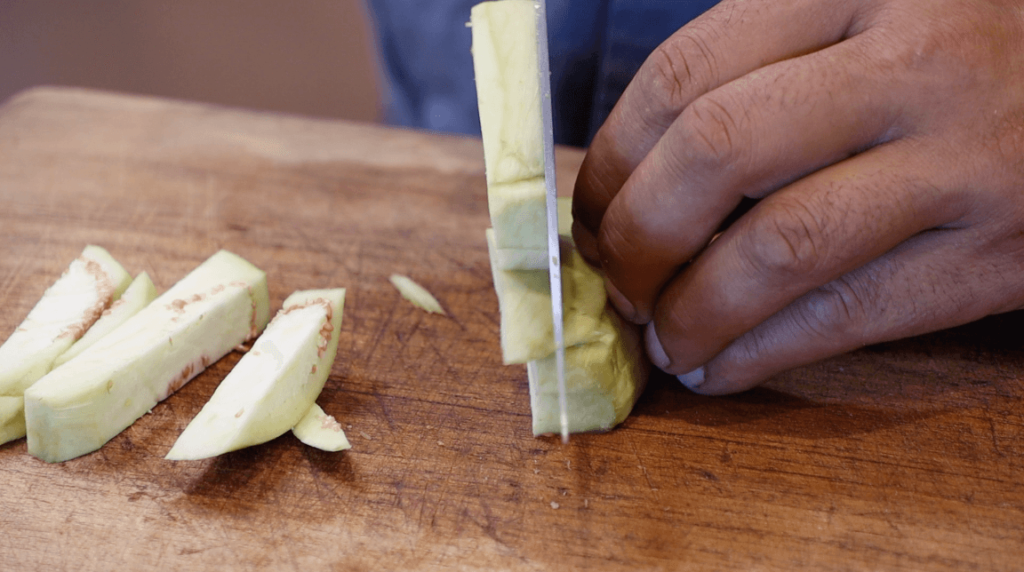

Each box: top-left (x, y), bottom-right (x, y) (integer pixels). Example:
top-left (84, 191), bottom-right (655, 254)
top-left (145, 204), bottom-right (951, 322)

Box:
top-left (632, 309), bottom-right (1024, 440)
top-left (177, 434), bottom-right (362, 508)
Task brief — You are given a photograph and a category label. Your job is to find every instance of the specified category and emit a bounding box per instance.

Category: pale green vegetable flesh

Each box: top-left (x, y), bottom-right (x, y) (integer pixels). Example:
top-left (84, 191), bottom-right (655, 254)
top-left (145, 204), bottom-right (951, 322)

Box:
top-left (165, 288), bottom-right (345, 461)
top-left (0, 396), bottom-right (25, 445)
top-left (487, 224), bottom-right (648, 434)
top-left (486, 198), bottom-right (605, 365)
top-left (25, 250), bottom-right (270, 463)
top-left (489, 193), bottom-right (573, 271)
top-left (486, 227), bottom-right (607, 364)
top-left (488, 246), bottom-right (547, 272)
top-left (0, 245), bottom-right (131, 445)
top-left (471, 0), bottom-right (547, 256)
top-left (0, 245), bottom-right (131, 398)
top-left (472, 0), bottom-right (647, 435)
top-left (292, 403), bottom-right (351, 452)
top-left (389, 275), bottom-right (445, 315)
top-left (486, 178), bottom-right (546, 252)
top-left (527, 308), bottom-right (648, 435)
top-left (471, 0), bottom-right (543, 186)
top-left (53, 271), bottom-right (158, 368)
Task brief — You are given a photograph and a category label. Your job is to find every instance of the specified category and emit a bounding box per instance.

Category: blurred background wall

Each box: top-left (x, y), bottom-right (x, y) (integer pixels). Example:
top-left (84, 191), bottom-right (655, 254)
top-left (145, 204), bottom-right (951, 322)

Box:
top-left (0, 0), bottom-right (382, 123)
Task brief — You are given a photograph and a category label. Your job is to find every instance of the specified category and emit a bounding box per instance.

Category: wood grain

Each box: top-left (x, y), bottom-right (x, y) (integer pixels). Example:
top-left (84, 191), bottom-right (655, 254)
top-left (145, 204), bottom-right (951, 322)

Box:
top-left (0, 87), bottom-right (1022, 571)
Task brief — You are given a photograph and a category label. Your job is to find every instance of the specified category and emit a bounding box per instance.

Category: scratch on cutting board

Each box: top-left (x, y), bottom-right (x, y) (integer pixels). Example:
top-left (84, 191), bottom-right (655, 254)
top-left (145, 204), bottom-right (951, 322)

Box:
top-left (393, 313), bottom-right (424, 354)
top-left (425, 337), bottom-right (471, 391)
top-left (357, 246), bottom-right (401, 364)
top-left (374, 391), bottom-right (398, 431)
top-left (475, 307), bottom-right (500, 329)
top-left (361, 298), bottom-right (399, 364)
top-left (460, 502), bottom-right (514, 551)
top-left (417, 421), bottom-right (477, 531)
top-left (627, 433), bottom-right (659, 494)
top-left (178, 545), bottom-right (220, 556)
top-left (988, 417), bottom-right (1005, 457)
top-left (418, 460), bottom-right (457, 530)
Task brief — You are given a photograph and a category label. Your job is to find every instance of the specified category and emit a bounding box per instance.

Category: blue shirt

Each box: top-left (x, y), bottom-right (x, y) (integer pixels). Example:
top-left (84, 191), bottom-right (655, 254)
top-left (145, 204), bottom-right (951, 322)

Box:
top-left (364, 0), bottom-right (719, 147)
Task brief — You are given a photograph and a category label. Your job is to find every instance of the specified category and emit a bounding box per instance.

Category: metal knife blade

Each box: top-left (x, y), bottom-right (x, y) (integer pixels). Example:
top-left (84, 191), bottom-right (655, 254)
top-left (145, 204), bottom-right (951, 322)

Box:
top-left (534, 0), bottom-right (569, 443)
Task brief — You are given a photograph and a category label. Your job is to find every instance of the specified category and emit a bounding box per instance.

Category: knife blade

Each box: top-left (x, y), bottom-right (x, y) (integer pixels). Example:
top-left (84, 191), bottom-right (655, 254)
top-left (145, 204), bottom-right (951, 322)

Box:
top-left (534, 0), bottom-right (569, 444)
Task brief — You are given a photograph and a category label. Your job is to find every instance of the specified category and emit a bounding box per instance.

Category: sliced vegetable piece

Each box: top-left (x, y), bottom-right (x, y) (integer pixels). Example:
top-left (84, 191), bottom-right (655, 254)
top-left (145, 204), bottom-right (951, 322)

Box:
top-left (25, 250), bottom-right (270, 463)
top-left (165, 288), bottom-right (345, 460)
top-left (0, 396), bottom-right (25, 445)
top-left (486, 229), bottom-right (603, 363)
top-left (471, 0), bottom-right (548, 256)
top-left (488, 247), bottom-right (546, 272)
top-left (487, 178), bottom-right (547, 253)
top-left (389, 275), bottom-right (445, 315)
top-left (527, 308), bottom-right (648, 435)
top-left (472, 0), bottom-right (648, 435)
top-left (487, 204), bottom-right (648, 433)
top-left (0, 245), bottom-right (131, 445)
top-left (0, 245), bottom-right (131, 398)
top-left (471, 0), bottom-right (544, 187)
top-left (489, 194), bottom-right (573, 271)
top-left (292, 403), bottom-right (351, 452)
top-left (53, 271), bottom-right (158, 368)
top-left (485, 227), bottom-right (607, 363)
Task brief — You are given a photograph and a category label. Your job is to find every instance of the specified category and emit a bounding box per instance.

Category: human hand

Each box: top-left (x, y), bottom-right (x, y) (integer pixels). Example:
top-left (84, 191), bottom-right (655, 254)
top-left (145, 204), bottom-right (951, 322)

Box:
top-left (571, 0), bottom-right (1024, 394)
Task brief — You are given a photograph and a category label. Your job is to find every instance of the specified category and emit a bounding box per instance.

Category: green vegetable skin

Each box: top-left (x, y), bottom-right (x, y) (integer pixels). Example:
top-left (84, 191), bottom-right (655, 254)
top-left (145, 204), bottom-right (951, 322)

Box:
top-left (25, 250), bottom-right (270, 463)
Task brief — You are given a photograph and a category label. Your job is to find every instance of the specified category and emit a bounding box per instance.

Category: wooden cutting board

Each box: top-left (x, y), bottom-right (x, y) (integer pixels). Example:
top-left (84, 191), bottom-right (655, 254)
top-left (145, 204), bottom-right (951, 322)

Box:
top-left (0, 87), bottom-right (1022, 571)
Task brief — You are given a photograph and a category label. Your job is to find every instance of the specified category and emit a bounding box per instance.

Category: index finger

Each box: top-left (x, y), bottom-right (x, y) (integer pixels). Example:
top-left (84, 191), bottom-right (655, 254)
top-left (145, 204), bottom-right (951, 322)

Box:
top-left (571, 0), bottom-right (858, 262)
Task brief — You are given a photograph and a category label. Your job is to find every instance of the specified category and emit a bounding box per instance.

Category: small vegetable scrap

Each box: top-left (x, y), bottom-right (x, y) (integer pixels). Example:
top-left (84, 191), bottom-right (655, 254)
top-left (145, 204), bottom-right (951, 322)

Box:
top-left (293, 404), bottom-right (351, 452)
top-left (389, 274), bottom-right (446, 315)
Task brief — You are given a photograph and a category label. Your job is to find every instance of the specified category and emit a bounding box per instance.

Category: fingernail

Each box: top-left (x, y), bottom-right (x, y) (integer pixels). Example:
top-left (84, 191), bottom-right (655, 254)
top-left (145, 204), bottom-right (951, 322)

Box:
top-left (644, 321), bottom-right (671, 370)
top-left (605, 279), bottom-right (636, 322)
top-left (677, 367), bottom-right (705, 390)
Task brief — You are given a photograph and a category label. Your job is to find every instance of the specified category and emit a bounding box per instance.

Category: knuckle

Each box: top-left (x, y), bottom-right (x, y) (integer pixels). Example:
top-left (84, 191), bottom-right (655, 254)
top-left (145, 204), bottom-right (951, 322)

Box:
top-left (726, 326), bottom-right (774, 370)
top-left (676, 95), bottom-right (745, 172)
top-left (795, 278), bottom-right (869, 340)
top-left (641, 45), bottom-right (690, 114)
top-left (638, 30), bottom-right (719, 116)
top-left (597, 204), bottom-right (682, 318)
top-left (741, 203), bottom-right (830, 278)
top-left (596, 212), bottom-right (641, 275)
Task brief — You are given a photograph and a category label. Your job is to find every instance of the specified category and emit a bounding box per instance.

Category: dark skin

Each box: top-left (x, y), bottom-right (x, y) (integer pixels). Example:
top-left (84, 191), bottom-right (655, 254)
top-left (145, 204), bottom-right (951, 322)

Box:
top-left (572, 0), bottom-right (1024, 394)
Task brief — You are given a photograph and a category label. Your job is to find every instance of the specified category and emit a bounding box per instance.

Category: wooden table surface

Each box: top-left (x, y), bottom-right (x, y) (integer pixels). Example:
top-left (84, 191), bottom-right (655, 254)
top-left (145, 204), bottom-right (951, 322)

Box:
top-left (0, 87), bottom-right (1022, 571)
